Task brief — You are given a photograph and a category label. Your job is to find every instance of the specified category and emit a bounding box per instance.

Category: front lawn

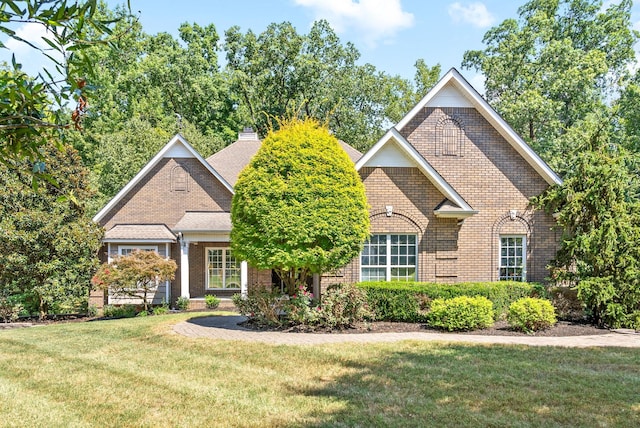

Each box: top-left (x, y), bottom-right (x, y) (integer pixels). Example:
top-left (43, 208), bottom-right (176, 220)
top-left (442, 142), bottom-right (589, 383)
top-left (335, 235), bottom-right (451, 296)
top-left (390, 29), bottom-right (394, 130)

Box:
top-left (0, 313), bottom-right (638, 427)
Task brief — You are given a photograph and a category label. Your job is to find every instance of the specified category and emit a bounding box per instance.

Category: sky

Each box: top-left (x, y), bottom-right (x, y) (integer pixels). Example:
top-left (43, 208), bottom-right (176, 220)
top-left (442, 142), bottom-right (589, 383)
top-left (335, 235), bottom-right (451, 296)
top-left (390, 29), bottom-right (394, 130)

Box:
top-left (3, 0), bottom-right (640, 93)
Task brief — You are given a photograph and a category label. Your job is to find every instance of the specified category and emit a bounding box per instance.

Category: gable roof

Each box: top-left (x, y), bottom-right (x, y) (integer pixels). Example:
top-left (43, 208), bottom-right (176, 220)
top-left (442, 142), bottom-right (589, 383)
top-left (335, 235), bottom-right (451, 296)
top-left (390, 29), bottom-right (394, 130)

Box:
top-left (206, 135), bottom-right (362, 187)
top-left (396, 68), bottom-right (562, 186)
top-left (356, 127), bottom-right (477, 216)
top-left (93, 134), bottom-right (234, 224)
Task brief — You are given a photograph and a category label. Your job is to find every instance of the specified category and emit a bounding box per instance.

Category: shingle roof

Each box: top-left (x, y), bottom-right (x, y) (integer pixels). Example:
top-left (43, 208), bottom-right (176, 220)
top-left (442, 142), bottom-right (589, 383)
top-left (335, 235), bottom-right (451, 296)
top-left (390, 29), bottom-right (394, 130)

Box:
top-left (206, 137), bottom-right (262, 187)
top-left (206, 136), bottom-right (363, 187)
top-left (173, 212), bottom-right (232, 232)
top-left (103, 224), bottom-right (176, 242)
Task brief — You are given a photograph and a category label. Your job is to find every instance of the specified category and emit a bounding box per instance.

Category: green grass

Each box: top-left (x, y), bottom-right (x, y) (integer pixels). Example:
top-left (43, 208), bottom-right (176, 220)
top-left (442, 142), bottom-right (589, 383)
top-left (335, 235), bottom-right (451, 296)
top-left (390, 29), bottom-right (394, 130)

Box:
top-left (0, 313), bottom-right (638, 427)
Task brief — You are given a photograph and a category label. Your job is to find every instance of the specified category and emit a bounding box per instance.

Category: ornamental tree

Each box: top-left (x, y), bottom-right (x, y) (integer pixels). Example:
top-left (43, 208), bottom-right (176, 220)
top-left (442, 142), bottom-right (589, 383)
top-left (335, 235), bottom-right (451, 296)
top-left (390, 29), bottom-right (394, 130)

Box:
top-left (92, 250), bottom-right (177, 312)
top-left (231, 118), bottom-right (370, 294)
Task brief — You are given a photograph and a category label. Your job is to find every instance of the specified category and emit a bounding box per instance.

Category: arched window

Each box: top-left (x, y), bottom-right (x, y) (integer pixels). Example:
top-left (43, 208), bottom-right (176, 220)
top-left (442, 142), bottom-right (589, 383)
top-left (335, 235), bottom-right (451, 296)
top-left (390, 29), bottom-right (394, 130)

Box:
top-left (171, 165), bottom-right (189, 192)
top-left (436, 117), bottom-right (465, 156)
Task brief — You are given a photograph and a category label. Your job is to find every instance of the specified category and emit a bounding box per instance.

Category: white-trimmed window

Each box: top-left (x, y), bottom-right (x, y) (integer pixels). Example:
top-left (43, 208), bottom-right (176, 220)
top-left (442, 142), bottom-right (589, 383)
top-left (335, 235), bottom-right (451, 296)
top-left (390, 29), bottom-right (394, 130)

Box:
top-left (499, 236), bottom-right (526, 281)
top-left (361, 234), bottom-right (417, 281)
top-left (206, 248), bottom-right (241, 290)
top-left (118, 245), bottom-right (159, 256)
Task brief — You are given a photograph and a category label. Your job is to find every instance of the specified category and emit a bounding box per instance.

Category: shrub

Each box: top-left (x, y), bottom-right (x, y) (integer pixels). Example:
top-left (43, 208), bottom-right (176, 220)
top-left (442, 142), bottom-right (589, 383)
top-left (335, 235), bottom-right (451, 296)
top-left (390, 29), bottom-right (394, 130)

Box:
top-left (0, 293), bottom-right (23, 323)
top-left (87, 304), bottom-right (99, 317)
top-left (508, 297), bottom-right (557, 333)
top-left (317, 283), bottom-right (372, 328)
top-left (152, 302), bottom-right (169, 316)
top-left (103, 304), bottom-right (137, 319)
top-left (359, 281), bottom-right (535, 322)
top-left (232, 284), bottom-right (287, 327)
top-left (286, 285), bottom-right (319, 325)
top-left (427, 296), bottom-right (495, 331)
top-left (175, 296), bottom-right (190, 311)
top-left (204, 294), bottom-right (221, 310)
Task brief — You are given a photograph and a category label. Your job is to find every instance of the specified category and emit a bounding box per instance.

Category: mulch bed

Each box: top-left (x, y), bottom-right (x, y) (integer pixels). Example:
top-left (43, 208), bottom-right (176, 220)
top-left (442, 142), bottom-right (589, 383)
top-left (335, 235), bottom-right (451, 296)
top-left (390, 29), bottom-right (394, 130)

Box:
top-left (241, 319), bottom-right (610, 337)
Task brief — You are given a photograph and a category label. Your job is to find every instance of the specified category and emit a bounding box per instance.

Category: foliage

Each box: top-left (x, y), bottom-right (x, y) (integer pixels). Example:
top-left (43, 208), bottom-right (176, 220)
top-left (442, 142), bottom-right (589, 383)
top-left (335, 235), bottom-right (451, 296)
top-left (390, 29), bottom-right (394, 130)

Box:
top-left (231, 118), bottom-right (370, 294)
top-left (204, 294), bottom-right (221, 310)
top-left (508, 297), bottom-right (557, 333)
top-left (0, 292), bottom-right (23, 322)
top-left (152, 301), bottom-right (169, 315)
top-left (316, 283), bottom-right (372, 328)
top-left (92, 250), bottom-right (177, 312)
top-left (286, 285), bottom-right (318, 325)
top-left (102, 304), bottom-right (137, 319)
top-left (224, 20), bottom-right (436, 151)
top-left (359, 281), bottom-right (535, 322)
top-left (462, 0), bottom-right (638, 172)
top-left (427, 296), bottom-right (495, 332)
top-left (0, 0), bottom-right (125, 165)
top-left (0, 142), bottom-right (103, 319)
top-left (232, 285), bottom-right (287, 327)
top-left (533, 112), bottom-right (640, 328)
top-left (175, 296), bottom-right (190, 311)
top-left (87, 304), bottom-right (98, 317)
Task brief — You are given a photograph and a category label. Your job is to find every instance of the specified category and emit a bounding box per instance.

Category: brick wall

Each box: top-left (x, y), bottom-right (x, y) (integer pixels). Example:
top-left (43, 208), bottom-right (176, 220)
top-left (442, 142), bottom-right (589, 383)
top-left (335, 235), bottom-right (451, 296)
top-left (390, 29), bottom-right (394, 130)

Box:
top-left (99, 157), bottom-right (232, 230)
top-left (325, 106), bottom-right (558, 286)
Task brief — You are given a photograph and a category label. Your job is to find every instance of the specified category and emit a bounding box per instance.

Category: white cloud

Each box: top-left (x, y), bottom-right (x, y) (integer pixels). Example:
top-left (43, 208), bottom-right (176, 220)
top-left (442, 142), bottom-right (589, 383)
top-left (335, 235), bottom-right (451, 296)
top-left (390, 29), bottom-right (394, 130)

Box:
top-left (294, 0), bottom-right (414, 47)
top-left (448, 2), bottom-right (495, 28)
top-left (4, 22), bottom-right (52, 54)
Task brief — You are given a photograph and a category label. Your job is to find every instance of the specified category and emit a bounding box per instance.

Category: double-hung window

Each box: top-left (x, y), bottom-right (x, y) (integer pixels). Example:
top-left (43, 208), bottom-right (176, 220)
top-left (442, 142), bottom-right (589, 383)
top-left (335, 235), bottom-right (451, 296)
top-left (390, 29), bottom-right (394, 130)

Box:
top-left (361, 234), bottom-right (417, 281)
top-left (499, 236), bottom-right (526, 281)
top-left (206, 248), bottom-right (241, 289)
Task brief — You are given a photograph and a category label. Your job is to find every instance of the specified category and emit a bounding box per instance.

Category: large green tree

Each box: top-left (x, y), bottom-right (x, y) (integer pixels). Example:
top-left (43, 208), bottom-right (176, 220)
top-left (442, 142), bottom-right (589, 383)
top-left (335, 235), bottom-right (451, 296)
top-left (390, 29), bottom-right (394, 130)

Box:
top-left (463, 0), bottom-right (637, 172)
top-left (225, 20), bottom-right (434, 151)
top-left (0, 142), bottom-right (104, 318)
top-left (231, 118), bottom-right (370, 294)
top-left (533, 112), bottom-right (640, 328)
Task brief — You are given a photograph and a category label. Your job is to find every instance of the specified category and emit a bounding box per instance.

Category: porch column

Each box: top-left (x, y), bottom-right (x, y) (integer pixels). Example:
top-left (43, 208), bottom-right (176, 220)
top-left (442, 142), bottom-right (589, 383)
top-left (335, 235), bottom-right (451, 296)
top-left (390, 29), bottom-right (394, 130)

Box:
top-left (240, 261), bottom-right (248, 297)
top-left (180, 239), bottom-right (190, 298)
top-left (312, 273), bottom-right (321, 301)
top-left (165, 242), bottom-right (170, 302)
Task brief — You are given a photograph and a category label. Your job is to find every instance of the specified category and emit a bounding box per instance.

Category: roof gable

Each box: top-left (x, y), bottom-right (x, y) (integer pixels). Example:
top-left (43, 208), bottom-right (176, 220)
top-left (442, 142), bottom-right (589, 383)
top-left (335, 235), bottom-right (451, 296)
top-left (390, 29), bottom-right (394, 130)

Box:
top-left (396, 68), bottom-right (562, 186)
top-left (93, 134), bottom-right (234, 223)
top-left (356, 128), bottom-right (476, 215)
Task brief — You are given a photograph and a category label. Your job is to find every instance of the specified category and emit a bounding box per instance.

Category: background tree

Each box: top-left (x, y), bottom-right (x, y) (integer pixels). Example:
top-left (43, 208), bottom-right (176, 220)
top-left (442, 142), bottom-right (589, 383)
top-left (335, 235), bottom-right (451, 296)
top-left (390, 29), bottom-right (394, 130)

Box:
top-left (224, 20), bottom-right (436, 151)
top-left (533, 112), bottom-right (640, 328)
top-left (0, 0), bottom-right (124, 166)
top-left (462, 0), bottom-right (637, 173)
top-left (0, 143), bottom-right (103, 318)
top-left (231, 118), bottom-right (370, 294)
top-left (92, 249), bottom-right (177, 312)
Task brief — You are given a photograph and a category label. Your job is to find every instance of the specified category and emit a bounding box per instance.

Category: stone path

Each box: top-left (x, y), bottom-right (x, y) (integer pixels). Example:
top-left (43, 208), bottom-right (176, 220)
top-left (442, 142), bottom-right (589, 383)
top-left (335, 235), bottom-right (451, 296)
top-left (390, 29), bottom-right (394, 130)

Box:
top-left (173, 315), bottom-right (640, 348)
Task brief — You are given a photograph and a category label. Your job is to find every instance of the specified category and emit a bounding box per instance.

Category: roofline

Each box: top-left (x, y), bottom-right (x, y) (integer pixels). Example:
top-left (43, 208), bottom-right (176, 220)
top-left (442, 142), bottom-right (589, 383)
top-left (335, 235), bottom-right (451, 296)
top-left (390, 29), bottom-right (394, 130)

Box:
top-left (396, 68), bottom-right (562, 186)
top-left (355, 128), bottom-right (475, 213)
top-left (102, 239), bottom-right (177, 243)
top-left (93, 134), bottom-right (234, 223)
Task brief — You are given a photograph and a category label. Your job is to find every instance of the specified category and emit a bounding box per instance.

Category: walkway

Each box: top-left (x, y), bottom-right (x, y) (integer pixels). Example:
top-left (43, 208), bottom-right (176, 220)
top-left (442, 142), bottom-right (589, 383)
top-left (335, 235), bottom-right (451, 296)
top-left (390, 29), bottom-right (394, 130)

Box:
top-left (173, 315), bottom-right (640, 348)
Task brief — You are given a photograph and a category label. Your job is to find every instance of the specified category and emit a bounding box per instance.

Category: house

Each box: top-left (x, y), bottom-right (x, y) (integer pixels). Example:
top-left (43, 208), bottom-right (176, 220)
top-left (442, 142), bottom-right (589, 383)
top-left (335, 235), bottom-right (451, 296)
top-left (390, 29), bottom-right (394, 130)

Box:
top-left (91, 68), bottom-right (561, 307)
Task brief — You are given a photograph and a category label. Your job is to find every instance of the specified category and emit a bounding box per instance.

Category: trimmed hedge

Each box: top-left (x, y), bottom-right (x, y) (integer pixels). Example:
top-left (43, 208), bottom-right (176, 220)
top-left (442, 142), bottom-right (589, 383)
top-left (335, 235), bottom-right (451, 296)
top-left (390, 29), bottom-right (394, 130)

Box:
top-left (358, 281), bottom-right (537, 322)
